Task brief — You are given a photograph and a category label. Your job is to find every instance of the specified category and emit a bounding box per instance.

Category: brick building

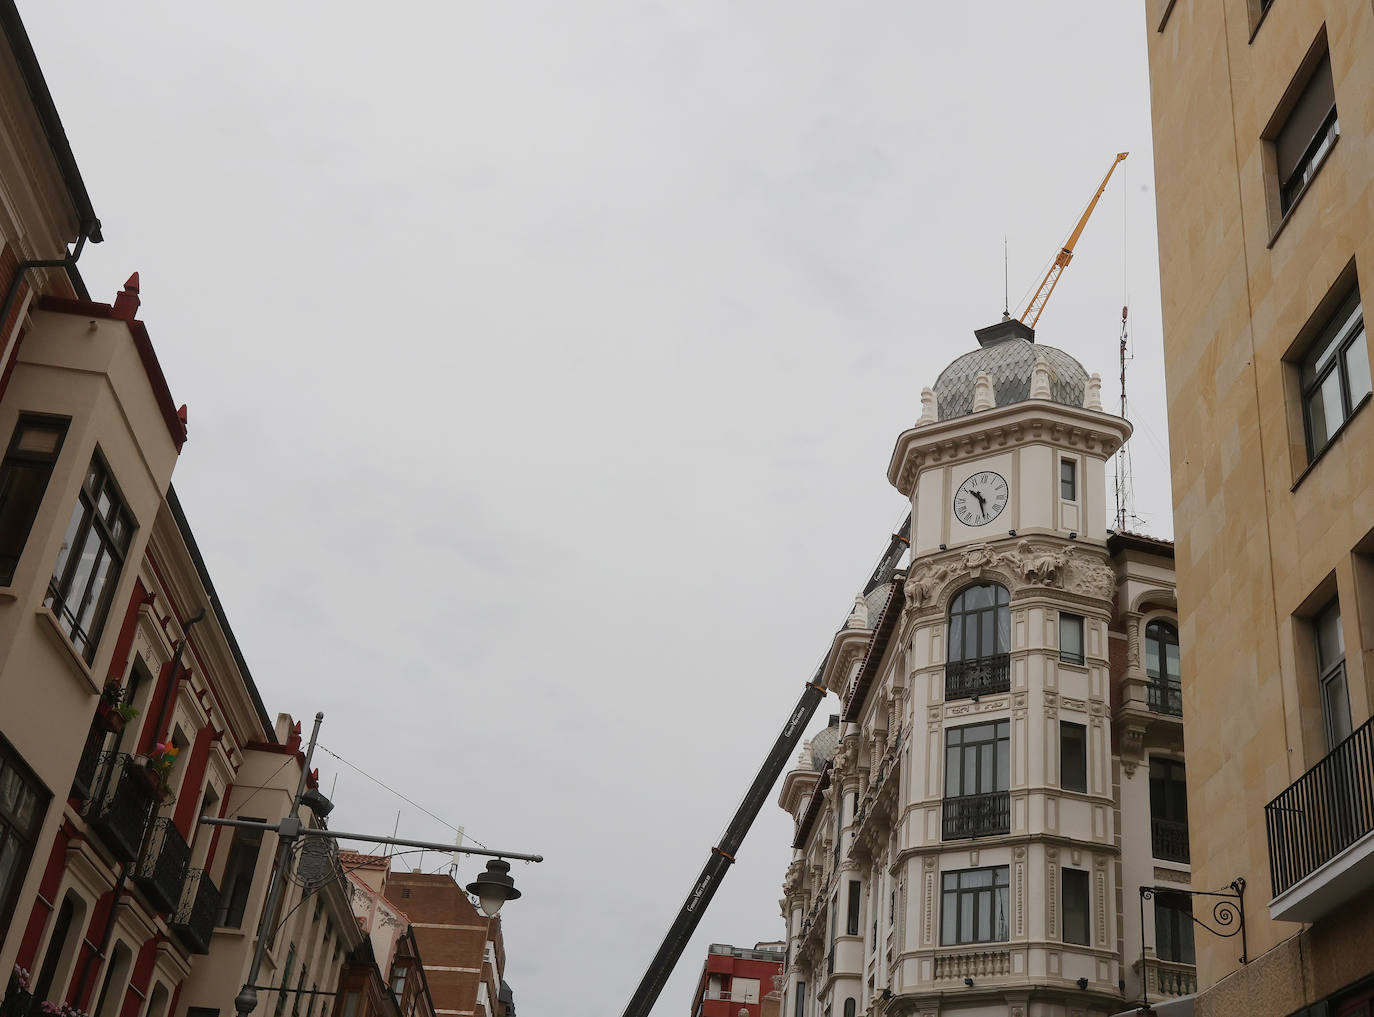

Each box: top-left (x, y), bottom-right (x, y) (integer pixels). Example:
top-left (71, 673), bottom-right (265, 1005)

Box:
top-left (381, 873), bottom-right (511, 1017)
top-left (689, 942), bottom-right (784, 1017)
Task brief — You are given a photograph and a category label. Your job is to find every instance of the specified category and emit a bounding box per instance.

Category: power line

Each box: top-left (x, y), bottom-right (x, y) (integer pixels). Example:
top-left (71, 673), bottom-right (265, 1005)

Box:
top-left (316, 744), bottom-right (492, 851)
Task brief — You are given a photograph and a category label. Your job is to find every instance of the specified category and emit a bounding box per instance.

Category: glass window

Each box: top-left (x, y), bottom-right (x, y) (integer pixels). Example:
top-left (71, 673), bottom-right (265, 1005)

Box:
top-left (1060, 459), bottom-right (1077, 501)
top-left (1275, 53), bottom-right (1338, 214)
top-left (940, 867), bottom-right (1009, 945)
top-left (843, 1001), bottom-right (856, 1017)
top-left (44, 452), bottom-right (134, 663)
top-left (1301, 290), bottom-right (1368, 460)
top-left (1061, 722), bottom-right (1088, 793)
top-left (217, 820), bottom-right (265, 928)
top-left (944, 721), bottom-right (1010, 798)
top-left (0, 736), bottom-right (48, 942)
top-left (1145, 620), bottom-right (1182, 716)
top-left (846, 880), bottom-right (860, 936)
top-left (0, 416), bottom-right (68, 585)
top-left (1315, 599), bottom-right (1352, 748)
top-left (275, 943), bottom-right (296, 1017)
top-left (1062, 868), bottom-right (1090, 946)
top-left (1059, 613), bottom-right (1084, 665)
top-left (793, 983), bottom-right (805, 1017)
top-left (947, 583), bottom-right (1010, 663)
top-left (1149, 757), bottom-right (1190, 863)
top-left (1154, 890), bottom-right (1195, 964)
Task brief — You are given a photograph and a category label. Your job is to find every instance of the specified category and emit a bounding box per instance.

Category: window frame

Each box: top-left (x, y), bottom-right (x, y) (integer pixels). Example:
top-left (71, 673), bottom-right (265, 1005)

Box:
top-left (944, 721), bottom-right (1010, 799)
top-left (1145, 619), bottom-right (1182, 715)
top-left (1150, 758), bottom-right (1189, 825)
top-left (1153, 889), bottom-right (1196, 964)
top-left (1264, 38), bottom-right (1339, 235)
top-left (0, 733), bottom-right (51, 946)
top-left (1299, 289), bottom-right (1369, 463)
top-left (0, 414), bottom-right (69, 586)
top-left (1059, 458), bottom-right (1077, 502)
top-left (1060, 721), bottom-right (1088, 794)
top-left (1314, 599), bottom-right (1352, 749)
top-left (846, 879), bottom-right (860, 937)
top-left (44, 450), bottom-right (136, 663)
top-left (1059, 612), bottom-right (1085, 666)
top-left (1061, 867), bottom-right (1091, 946)
top-left (947, 583), bottom-right (1010, 664)
top-left (940, 866), bottom-right (1009, 946)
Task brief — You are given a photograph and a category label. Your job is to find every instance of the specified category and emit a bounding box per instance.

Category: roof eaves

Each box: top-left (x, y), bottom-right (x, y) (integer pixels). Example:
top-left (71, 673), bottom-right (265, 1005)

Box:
top-left (842, 579), bottom-right (906, 724)
top-left (0, 1), bottom-right (102, 242)
top-left (792, 759), bottom-right (832, 849)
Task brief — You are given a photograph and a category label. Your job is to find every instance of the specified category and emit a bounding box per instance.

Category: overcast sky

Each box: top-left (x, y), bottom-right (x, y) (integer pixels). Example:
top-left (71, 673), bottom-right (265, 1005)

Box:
top-left (23, 4), bottom-right (1173, 1014)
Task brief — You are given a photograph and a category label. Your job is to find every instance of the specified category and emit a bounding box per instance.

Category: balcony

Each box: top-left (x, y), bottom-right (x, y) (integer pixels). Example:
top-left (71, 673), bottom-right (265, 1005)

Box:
top-left (84, 754), bottom-right (158, 863)
top-left (171, 868), bottom-right (221, 954)
top-left (1147, 681), bottom-right (1183, 717)
top-left (1266, 715), bottom-right (1374, 922)
top-left (942, 791), bottom-right (1010, 841)
top-left (945, 654), bottom-right (1010, 701)
top-left (1151, 818), bottom-right (1190, 864)
top-left (134, 819), bottom-right (190, 913)
top-left (1137, 957), bottom-right (1197, 998)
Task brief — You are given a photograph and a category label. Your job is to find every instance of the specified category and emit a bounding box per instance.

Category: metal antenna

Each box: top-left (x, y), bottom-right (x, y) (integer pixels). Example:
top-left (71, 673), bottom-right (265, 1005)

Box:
top-left (1002, 236), bottom-right (1010, 320)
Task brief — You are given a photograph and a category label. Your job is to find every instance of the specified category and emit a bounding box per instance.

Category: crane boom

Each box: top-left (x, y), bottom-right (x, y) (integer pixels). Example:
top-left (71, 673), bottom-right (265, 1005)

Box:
top-left (619, 517), bottom-right (911, 1017)
top-left (1019, 152), bottom-right (1128, 329)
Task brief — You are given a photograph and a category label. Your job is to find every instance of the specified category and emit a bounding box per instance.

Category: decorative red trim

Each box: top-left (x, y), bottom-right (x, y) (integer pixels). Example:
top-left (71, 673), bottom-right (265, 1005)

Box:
top-left (36, 283), bottom-right (187, 452)
top-left (72, 890), bottom-right (117, 1009)
top-left (105, 579), bottom-right (149, 687)
top-left (172, 726), bottom-right (212, 841)
top-left (119, 938), bottom-right (159, 1017)
top-left (136, 658), bottom-right (176, 755)
top-left (16, 824), bottom-right (71, 967)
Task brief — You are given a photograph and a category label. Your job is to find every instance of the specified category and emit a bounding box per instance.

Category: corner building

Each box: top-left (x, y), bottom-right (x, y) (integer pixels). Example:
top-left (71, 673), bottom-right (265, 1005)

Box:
top-left (1144, 1), bottom-right (1374, 1015)
top-left (778, 321), bottom-right (1192, 1017)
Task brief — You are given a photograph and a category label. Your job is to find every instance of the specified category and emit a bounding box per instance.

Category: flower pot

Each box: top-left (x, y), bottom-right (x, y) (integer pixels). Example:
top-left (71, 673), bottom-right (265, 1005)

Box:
top-left (130, 763), bottom-right (163, 796)
top-left (96, 710), bottom-right (125, 735)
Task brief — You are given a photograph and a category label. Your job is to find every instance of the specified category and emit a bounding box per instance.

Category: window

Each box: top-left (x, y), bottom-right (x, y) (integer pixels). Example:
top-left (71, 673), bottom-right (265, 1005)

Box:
top-left (341, 993), bottom-right (359, 1017)
top-left (274, 943), bottom-right (296, 1017)
top-left (1154, 890), bottom-right (1195, 964)
top-left (941, 867), bottom-right (1009, 945)
top-left (732, 979), bottom-right (760, 1005)
top-left (44, 453), bottom-right (134, 662)
top-left (0, 735), bottom-right (48, 942)
top-left (793, 982), bottom-right (805, 1017)
top-left (1062, 868), bottom-right (1090, 945)
top-left (1301, 289), bottom-right (1369, 461)
top-left (1272, 50), bottom-right (1338, 216)
top-left (291, 962), bottom-right (308, 1017)
top-left (1145, 620), bottom-right (1182, 716)
top-left (1060, 458), bottom-right (1077, 501)
top-left (94, 943), bottom-right (134, 1017)
top-left (944, 721), bottom-right (1010, 839)
top-left (846, 880), bottom-right (860, 936)
top-left (1059, 612), bottom-right (1084, 665)
top-left (843, 1001), bottom-right (856, 1017)
top-left (1061, 722), bottom-right (1088, 793)
top-left (1149, 759), bottom-right (1190, 863)
top-left (391, 965), bottom-right (407, 997)
top-left (1315, 599), bottom-right (1352, 748)
top-left (0, 415), bottom-right (67, 584)
top-left (217, 819), bottom-right (265, 928)
top-left (948, 584), bottom-right (1010, 662)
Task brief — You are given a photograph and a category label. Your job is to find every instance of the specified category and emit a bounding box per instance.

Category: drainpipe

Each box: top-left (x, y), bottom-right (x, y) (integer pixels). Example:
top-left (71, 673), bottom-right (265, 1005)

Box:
top-left (68, 863), bottom-right (128, 1010)
top-left (151, 609), bottom-right (206, 748)
top-left (0, 221), bottom-right (98, 375)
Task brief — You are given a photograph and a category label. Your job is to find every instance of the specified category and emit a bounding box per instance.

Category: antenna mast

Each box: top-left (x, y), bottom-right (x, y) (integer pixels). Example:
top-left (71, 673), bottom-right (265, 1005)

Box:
top-left (1114, 305), bottom-right (1134, 531)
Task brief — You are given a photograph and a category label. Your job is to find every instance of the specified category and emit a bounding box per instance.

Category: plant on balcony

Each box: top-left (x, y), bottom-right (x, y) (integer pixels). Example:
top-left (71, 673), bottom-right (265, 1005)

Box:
top-left (11, 968), bottom-right (30, 992)
top-left (39, 1002), bottom-right (90, 1017)
top-left (96, 680), bottom-right (139, 734)
top-left (131, 743), bottom-right (178, 800)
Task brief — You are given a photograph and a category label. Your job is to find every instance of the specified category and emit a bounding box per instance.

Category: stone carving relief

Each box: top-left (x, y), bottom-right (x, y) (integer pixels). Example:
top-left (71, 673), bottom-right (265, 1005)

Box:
top-left (1015, 540), bottom-right (1073, 587)
top-left (904, 561), bottom-right (950, 608)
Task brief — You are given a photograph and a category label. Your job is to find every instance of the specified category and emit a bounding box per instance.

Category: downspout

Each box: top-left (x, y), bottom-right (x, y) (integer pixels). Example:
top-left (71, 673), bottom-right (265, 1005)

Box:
top-left (0, 221), bottom-right (98, 388)
top-left (153, 608), bottom-right (207, 747)
top-left (68, 864), bottom-right (128, 1010)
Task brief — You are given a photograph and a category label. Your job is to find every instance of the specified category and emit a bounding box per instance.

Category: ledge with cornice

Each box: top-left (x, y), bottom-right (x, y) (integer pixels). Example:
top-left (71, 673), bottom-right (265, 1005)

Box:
top-left (887, 400), bottom-right (1133, 497)
top-left (822, 620), bottom-right (875, 696)
top-left (890, 828), bottom-right (1122, 870)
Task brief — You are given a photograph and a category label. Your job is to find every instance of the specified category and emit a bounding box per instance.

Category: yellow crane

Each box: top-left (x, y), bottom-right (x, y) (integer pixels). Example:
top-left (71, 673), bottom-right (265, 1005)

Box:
top-left (1019, 151), bottom-right (1128, 329)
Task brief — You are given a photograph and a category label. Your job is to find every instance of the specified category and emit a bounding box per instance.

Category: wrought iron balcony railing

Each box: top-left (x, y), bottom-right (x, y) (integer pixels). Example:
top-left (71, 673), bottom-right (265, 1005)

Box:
top-left (1266, 715), bottom-right (1374, 898)
top-left (135, 818), bottom-right (190, 913)
top-left (171, 868), bottom-right (221, 955)
top-left (942, 790), bottom-right (1011, 841)
top-left (1147, 681), bottom-right (1183, 717)
top-left (945, 654), bottom-right (1010, 701)
top-left (84, 753), bottom-right (157, 863)
top-left (1151, 817), bottom-right (1190, 863)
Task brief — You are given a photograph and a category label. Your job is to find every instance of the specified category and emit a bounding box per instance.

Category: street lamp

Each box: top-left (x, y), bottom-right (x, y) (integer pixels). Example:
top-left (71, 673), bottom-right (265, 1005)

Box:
top-left (465, 858), bottom-right (522, 917)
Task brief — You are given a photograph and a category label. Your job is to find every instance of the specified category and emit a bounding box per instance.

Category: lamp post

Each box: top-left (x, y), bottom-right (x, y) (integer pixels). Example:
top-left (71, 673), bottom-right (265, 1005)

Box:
top-left (212, 713), bottom-right (541, 1017)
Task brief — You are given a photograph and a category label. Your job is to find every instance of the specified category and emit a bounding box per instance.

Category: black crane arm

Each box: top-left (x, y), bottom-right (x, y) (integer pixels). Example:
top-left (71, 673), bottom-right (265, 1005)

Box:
top-left (619, 515), bottom-right (911, 1017)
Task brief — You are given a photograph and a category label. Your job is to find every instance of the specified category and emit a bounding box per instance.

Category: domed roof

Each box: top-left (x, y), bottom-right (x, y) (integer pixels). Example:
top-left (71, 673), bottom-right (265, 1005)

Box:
top-left (805, 716), bottom-right (841, 772)
top-left (933, 325), bottom-right (1089, 421)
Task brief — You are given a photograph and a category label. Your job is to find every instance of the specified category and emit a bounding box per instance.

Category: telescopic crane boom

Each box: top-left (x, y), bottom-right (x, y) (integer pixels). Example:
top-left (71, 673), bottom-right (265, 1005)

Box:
top-left (1019, 151), bottom-right (1128, 329)
top-left (619, 517), bottom-right (911, 1017)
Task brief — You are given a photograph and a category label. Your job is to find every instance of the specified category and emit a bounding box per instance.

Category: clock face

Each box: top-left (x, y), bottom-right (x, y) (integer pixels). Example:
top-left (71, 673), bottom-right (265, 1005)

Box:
top-left (953, 471), bottom-right (1009, 527)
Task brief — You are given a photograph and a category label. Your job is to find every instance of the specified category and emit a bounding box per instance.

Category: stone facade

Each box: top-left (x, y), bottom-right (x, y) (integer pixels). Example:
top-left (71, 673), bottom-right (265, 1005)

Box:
top-left (1144, 1), bottom-right (1374, 1015)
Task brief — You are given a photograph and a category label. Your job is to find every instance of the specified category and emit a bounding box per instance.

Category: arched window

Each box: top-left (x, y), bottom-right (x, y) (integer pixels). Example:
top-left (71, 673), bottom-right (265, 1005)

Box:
top-left (1145, 620), bottom-right (1181, 716)
top-left (844, 1000), bottom-right (857, 1017)
top-left (947, 584), bottom-right (1011, 700)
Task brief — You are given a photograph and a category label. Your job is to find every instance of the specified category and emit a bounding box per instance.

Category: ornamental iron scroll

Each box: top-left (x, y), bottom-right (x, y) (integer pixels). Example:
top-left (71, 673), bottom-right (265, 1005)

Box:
top-left (1137, 879), bottom-right (1247, 1009)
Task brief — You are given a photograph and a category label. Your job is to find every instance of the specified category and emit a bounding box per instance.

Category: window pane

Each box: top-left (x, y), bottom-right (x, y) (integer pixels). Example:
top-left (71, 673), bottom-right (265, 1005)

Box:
top-left (1060, 460), bottom-right (1076, 500)
top-left (949, 615), bottom-right (962, 660)
top-left (1316, 601), bottom-right (1343, 670)
top-left (1346, 325), bottom-right (1371, 407)
top-left (0, 465), bottom-right (53, 582)
top-left (960, 892), bottom-right (974, 941)
top-left (49, 500), bottom-right (85, 591)
top-left (996, 608), bottom-right (1010, 654)
top-left (996, 739), bottom-right (1009, 791)
top-left (1324, 665), bottom-right (1352, 746)
top-left (966, 585), bottom-right (991, 610)
top-left (941, 892), bottom-right (956, 944)
top-left (1309, 369), bottom-right (1345, 450)
top-left (962, 746), bottom-right (977, 796)
top-left (945, 745), bottom-right (960, 797)
top-left (1060, 614), bottom-right (1083, 662)
top-left (1061, 723), bottom-right (1087, 793)
top-left (977, 890), bottom-right (992, 940)
top-left (1062, 869), bottom-right (1090, 945)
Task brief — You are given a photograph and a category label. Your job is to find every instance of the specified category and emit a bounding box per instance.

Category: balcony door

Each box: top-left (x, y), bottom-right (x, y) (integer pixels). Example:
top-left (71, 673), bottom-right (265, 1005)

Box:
top-left (943, 721), bottom-right (1010, 839)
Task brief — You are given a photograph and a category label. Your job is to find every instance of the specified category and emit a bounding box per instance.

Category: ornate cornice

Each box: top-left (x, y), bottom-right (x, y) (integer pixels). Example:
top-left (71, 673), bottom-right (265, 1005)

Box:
top-left (903, 539), bottom-right (1116, 617)
top-left (887, 401), bottom-right (1133, 496)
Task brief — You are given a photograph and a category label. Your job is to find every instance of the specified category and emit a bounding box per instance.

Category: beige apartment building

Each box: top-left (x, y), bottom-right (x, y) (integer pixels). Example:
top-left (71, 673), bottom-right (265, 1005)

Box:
top-left (1144, 1), bottom-right (1374, 1015)
top-left (776, 321), bottom-right (1192, 1017)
